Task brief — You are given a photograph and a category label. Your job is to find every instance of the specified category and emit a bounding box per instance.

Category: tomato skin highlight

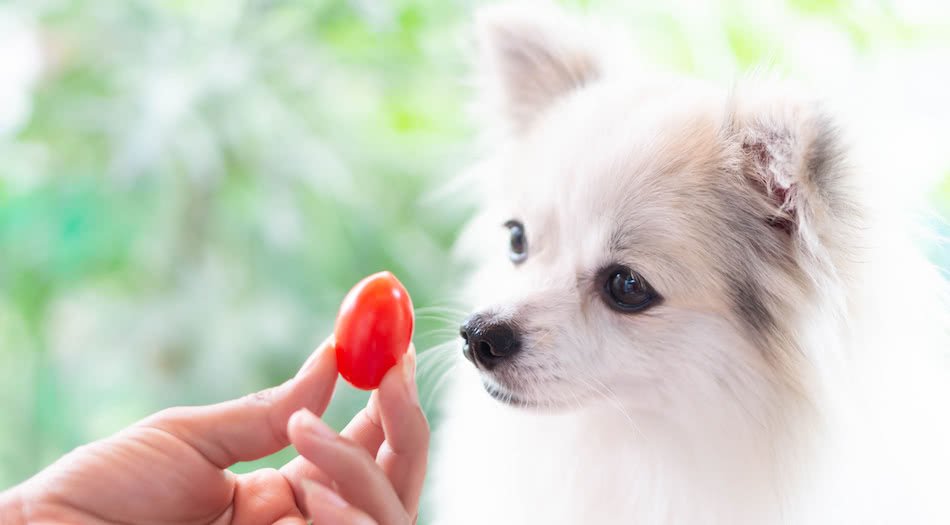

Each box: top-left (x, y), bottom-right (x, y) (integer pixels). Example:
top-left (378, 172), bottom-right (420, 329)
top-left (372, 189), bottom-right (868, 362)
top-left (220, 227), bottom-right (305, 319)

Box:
top-left (334, 271), bottom-right (414, 390)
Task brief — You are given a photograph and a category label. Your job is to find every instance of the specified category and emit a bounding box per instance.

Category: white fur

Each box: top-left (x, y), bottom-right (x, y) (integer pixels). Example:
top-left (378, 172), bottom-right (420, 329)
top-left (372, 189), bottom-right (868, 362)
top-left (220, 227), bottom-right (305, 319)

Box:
top-left (429, 5), bottom-right (950, 524)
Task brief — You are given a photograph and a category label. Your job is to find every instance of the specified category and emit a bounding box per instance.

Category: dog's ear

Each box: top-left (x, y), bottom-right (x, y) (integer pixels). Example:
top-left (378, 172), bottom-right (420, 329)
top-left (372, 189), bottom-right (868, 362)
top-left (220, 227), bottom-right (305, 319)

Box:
top-left (730, 93), bottom-right (847, 241)
top-left (475, 4), bottom-right (603, 133)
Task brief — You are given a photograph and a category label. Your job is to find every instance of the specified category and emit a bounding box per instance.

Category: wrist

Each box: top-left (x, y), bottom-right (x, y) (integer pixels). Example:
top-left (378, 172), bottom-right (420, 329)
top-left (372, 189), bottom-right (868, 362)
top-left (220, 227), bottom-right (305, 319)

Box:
top-left (0, 486), bottom-right (26, 525)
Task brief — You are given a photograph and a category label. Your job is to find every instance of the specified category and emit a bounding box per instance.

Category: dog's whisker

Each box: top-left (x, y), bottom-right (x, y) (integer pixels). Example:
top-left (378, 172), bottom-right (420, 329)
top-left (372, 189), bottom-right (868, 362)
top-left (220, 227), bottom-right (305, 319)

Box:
top-left (577, 374), bottom-right (645, 442)
top-left (422, 361), bottom-right (462, 412)
top-left (417, 342), bottom-right (461, 386)
top-left (417, 339), bottom-right (457, 354)
top-left (416, 330), bottom-right (464, 342)
top-left (418, 349), bottom-right (458, 377)
top-left (415, 313), bottom-right (465, 323)
top-left (417, 341), bottom-right (458, 364)
top-left (415, 305), bottom-right (470, 317)
top-left (530, 329), bottom-right (555, 349)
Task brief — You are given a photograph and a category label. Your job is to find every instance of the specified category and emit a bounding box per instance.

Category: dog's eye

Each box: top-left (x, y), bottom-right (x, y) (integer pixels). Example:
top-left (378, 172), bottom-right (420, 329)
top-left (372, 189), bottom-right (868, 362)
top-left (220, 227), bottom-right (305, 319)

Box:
top-left (504, 220), bottom-right (527, 264)
top-left (601, 266), bottom-right (659, 312)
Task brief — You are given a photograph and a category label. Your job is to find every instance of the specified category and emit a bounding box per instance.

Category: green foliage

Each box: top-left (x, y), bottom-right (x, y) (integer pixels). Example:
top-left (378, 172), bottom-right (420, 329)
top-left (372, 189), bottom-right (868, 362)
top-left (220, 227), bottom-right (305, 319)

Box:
top-left (0, 0), bottom-right (475, 489)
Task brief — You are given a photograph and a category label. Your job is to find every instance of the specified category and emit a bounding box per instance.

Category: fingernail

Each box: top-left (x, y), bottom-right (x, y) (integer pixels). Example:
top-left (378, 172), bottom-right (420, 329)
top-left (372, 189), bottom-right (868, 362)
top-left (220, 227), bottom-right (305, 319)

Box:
top-left (291, 409), bottom-right (337, 441)
top-left (301, 478), bottom-right (348, 509)
top-left (296, 336), bottom-right (335, 378)
top-left (402, 346), bottom-right (419, 406)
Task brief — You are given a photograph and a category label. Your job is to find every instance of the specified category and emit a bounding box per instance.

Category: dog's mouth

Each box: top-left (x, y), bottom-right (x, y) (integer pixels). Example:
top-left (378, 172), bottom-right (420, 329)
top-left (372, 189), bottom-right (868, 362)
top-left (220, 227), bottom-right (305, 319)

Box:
top-left (480, 379), bottom-right (583, 411)
top-left (482, 380), bottom-right (534, 408)
top-left (465, 337), bottom-right (590, 412)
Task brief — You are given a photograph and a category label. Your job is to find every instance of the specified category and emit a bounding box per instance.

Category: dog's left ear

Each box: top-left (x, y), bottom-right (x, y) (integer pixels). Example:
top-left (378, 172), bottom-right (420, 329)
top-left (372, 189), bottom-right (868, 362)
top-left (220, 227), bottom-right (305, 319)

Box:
top-left (475, 4), bottom-right (604, 133)
top-left (730, 95), bottom-right (846, 240)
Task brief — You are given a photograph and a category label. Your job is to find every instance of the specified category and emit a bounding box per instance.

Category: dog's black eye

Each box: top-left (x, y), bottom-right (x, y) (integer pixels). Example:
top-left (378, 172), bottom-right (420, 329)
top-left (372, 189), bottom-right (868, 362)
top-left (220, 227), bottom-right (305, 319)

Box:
top-left (601, 266), bottom-right (658, 312)
top-left (504, 220), bottom-right (527, 264)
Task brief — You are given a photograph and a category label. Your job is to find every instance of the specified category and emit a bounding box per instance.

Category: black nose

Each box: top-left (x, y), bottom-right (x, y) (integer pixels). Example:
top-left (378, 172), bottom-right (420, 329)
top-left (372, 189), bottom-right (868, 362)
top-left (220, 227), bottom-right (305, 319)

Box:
top-left (459, 313), bottom-right (521, 370)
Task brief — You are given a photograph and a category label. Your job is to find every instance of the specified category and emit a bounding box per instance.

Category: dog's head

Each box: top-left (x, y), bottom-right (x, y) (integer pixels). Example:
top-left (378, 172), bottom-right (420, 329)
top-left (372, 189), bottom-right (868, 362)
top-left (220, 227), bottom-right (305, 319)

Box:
top-left (457, 5), bottom-right (857, 425)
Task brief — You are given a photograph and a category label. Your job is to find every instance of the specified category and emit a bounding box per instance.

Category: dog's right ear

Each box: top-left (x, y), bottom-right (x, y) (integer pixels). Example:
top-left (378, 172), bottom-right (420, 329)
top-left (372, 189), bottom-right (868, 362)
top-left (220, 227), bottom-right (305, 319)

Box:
top-left (475, 4), bottom-right (603, 134)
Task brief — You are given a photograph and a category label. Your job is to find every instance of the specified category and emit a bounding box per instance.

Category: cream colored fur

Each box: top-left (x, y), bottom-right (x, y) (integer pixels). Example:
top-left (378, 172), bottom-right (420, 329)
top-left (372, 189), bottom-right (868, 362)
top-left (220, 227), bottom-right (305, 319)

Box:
top-left (429, 4), bottom-right (950, 524)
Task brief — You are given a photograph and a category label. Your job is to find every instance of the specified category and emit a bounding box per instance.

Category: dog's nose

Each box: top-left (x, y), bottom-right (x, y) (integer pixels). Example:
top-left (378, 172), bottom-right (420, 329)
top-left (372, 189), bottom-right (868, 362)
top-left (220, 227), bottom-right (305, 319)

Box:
top-left (459, 313), bottom-right (521, 370)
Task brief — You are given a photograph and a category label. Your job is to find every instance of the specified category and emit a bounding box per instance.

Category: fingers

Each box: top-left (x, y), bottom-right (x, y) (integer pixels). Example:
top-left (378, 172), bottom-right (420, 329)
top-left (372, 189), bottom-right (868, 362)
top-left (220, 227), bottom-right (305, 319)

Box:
top-left (284, 348), bottom-right (429, 521)
top-left (341, 393), bottom-right (386, 453)
top-left (280, 453), bottom-right (332, 505)
top-left (288, 409), bottom-right (407, 525)
top-left (283, 346), bottom-right (428, 522)
top-left (302, 479), bottom-right (377, 525)
top-left (142, 337), bottom-right (339, 468)
top-left (231, 468), bottom-right (309, 525)
top-left (280, 393), bottom-right (385, 504)
top-left (374, 347), bottom-right (429, 517)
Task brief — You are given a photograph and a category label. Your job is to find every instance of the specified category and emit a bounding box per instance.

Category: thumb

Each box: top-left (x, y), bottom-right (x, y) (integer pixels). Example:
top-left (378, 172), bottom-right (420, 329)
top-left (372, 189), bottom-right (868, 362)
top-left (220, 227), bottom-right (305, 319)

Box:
top-left (140, 337), bottom-right (339, 468)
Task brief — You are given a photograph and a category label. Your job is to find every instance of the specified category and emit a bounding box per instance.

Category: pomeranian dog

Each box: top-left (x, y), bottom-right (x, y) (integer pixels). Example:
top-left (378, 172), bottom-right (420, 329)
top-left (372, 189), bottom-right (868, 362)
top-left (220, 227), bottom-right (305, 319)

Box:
top-left (429, 4), bottom-right (950, 525)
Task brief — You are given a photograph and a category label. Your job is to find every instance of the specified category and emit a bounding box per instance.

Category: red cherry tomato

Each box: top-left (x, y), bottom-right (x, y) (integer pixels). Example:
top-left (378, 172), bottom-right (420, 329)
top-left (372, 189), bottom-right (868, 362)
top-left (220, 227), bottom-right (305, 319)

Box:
top-left (334, 271), bottom-right (414, 390)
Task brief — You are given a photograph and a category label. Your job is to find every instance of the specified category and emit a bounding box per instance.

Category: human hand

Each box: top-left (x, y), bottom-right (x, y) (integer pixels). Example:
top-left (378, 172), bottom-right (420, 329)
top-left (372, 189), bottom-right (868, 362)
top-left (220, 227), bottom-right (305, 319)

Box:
top-left (0, 337), bottom-right (429, 525)
top-left (282, 344), bottom-right (429, 525)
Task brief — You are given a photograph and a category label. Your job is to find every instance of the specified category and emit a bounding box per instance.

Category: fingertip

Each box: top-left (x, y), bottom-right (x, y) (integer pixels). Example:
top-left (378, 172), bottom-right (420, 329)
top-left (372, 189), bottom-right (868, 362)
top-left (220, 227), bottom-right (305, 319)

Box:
top-left (296, 335), bottom-right (338, 379)
top-left (403, 349), bottom-right (419, 406)
top-left (288, 408), bottom-right (337, 445)
top-left (406, 344), bottom-right (417, 377)
top-left (287, 409), bottom-right (308, 446)
top-left (378, 349), bottom-right (418, 405)
top-left (287, 336), bottom-right (340, 419)
top-left (287, 408), bottom-right (309, 434)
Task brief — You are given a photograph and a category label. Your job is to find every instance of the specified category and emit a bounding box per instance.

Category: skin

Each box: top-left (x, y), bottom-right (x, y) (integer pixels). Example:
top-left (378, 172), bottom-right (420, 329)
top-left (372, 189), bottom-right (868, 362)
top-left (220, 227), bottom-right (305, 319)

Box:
top-left (0, 338), bottom-right (428, 525)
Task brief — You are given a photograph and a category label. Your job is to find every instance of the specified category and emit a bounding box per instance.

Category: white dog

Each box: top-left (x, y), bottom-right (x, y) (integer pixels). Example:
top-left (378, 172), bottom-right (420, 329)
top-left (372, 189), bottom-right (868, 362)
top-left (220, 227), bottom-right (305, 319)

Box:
top-left (429, 5), bottom-right (950, 524)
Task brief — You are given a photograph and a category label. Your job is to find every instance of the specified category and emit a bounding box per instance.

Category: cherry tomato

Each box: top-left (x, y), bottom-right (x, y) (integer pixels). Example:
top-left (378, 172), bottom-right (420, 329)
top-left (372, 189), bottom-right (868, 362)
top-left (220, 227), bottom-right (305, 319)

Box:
top-left (334, 271), bottom-right (414, 390)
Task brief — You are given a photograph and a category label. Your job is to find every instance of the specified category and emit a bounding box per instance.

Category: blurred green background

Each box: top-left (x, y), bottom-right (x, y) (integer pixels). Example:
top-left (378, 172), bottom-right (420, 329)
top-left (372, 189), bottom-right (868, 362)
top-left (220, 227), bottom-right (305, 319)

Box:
top-left (1, 0), bottom-right (948, 509)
